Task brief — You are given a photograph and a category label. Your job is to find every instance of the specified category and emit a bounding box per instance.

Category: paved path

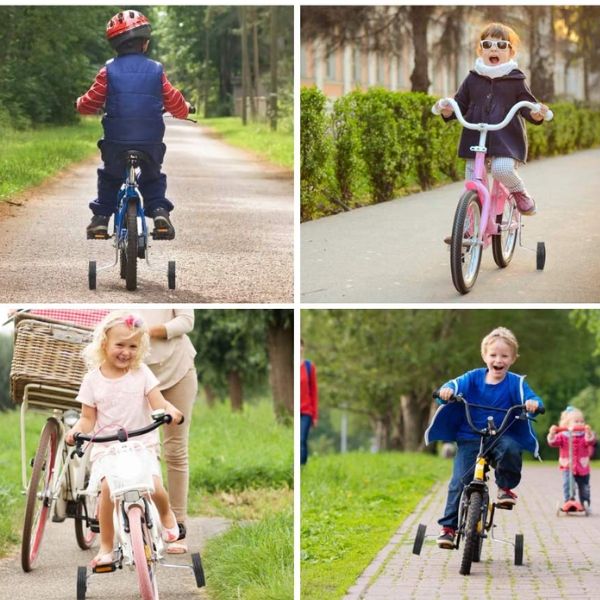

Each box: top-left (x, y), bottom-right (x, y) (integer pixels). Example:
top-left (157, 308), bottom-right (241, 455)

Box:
top-left (0, 119), bottom-right (293, 303)
top-left (0, 515), bottom-right (230, 600)
top-left (344, 464), bottom-right (600, 599)
top-left (302, 149), bottom-right (600, 303)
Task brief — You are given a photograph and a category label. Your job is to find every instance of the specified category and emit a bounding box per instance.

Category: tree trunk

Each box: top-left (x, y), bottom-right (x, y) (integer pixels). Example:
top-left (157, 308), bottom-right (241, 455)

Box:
top-left (240, 6), bottom-right (250, 125)
top-left (269, 6), bottom-right (279, 131)
top-left (267, 322), bottom-right (294, 423)
top-left (228, 370), bottom-right (243, 411)
top-left (204, 384), bottom-right (216, 408)
top-left (409, 6), bottom-right (432, 92)
top-left (203, 23), bottom-right (210, 118)
top-left (528, 6), bottom-right (556, 102)
top-left (399, 392), bottom-right (434, 451)
top-left (250, 7), bottom-right (259, 120)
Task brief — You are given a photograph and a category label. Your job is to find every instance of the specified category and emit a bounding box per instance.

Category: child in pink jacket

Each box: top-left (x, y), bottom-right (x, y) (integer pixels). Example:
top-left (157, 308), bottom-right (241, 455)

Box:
top-left (547, 406), bottom-right (596, 510)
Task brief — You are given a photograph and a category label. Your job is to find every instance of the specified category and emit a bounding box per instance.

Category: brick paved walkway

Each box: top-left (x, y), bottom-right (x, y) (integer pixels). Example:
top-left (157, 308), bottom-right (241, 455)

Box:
top-left (344, 464), bottom-right (600, 600)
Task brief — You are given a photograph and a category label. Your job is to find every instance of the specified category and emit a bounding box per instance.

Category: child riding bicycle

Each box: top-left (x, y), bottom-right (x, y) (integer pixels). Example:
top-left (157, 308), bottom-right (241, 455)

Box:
top-left (76, 9), bottom-right (192, 241)
top-left (434, 22), bottom-right (549, 228)
top-left (65, 311), bottom-right (184, 568)
top-left (424, 327), bottom-right (544, 549)
top-left (547, 406), bottom-right (596, 511)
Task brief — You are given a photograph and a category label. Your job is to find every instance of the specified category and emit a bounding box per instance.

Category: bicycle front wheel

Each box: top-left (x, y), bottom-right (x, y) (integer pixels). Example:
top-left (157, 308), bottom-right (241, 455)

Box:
top-left (75, 490), bottom-right (98, 550)
top-left (125, 200), bottom-right (138, 291)
top-left (21, 418), bottom-right (60, 572)
top-left (128, 505), bottom-right (159, 600)
top-left (450, 191), bottom-right (482, 294)
top-left (460, 490), bottom-right (483, 576)
top-left (492, 196), bottom-right (518, 268)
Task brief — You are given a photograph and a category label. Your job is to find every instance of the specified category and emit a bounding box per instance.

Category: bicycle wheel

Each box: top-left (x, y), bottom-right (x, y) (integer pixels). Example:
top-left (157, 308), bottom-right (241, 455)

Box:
top-left (75, 491), bottom-right (98, 550)
top-left (412, 524), bottom-right (427, 555)
top-left (191, 552), bottom-right (206, 587)
top-left (492, 196), bottom-right (518, 268)
top-left (88, 261), bottom-right (96, 290)
top-left (450, 191), bottom-right (482, 294)
top-left (460, 490), bottom-right (483, 576)
top-left (168, 261), bottom-right (176, 290)
top-left (128, 505), bottom-right (159, 600)
top-left (125, 200), bottom-right (138, 291)
top-left (77, 566), bottom-right (87, 600)
top-left (514, 533), bottom-right (524, 565)
top-left (21, 418), bottom-right (60, 572)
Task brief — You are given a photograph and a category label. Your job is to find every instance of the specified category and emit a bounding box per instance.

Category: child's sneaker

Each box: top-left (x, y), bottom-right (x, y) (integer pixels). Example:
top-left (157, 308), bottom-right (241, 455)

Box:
top-left (152, 208), bottom-right (175, 240)
top-left (436, 526), bottom-right (456, 549)
top-left (510, 191), bottom-right (536, 216)
top-left (86, 214), bottom-right (110, 239)
top-left (496, 488), bottom-right (518, 507)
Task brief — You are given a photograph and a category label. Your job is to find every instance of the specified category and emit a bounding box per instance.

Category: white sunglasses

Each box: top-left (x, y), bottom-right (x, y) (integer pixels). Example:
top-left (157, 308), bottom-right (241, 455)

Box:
top-left (480, 39), bottom-right (512, 51)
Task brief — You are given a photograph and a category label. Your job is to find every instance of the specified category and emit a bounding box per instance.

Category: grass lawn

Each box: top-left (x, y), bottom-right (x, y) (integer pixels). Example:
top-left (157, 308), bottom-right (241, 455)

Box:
top-left (200, 116), bottom-right (293, 170)
top-left (301, 452), bottom-right (452, 600)
top-left (0, 119), bottom-right (101, 201)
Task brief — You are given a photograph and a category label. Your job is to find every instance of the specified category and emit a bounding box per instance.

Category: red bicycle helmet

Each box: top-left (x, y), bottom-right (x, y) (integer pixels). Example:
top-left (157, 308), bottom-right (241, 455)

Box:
top-left (106, 10), bottom-right (151, 49)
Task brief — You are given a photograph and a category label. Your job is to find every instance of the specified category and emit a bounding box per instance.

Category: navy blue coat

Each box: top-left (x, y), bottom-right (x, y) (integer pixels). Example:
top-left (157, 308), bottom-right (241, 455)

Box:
top-left (444, 69), bottom-right (542, 162)
top-left (103, 53), bottom-right (165, 144)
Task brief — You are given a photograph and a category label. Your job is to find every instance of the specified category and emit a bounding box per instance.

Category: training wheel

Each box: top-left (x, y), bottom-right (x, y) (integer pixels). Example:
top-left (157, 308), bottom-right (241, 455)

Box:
top-left (514, 533), bottom-right (524, 566)
top-left (412, 523), bottom-right (427, 555)
top-left (88, 261), bottom-right (96, 290)
top-left (191, 552), bottom-right (206, 587)
top-left (77, 566), bottom-right (87, 600)
top-left (168, 260), bottom-right (176, 289)
top-left (536, 242), bottom-right (546, 270)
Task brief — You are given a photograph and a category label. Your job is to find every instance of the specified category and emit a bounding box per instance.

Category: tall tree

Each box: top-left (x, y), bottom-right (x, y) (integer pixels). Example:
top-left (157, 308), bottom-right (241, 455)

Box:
top-left (409, 6), bottom-right (434, 92)
top-left (527, 5), bottom-right (556, 101)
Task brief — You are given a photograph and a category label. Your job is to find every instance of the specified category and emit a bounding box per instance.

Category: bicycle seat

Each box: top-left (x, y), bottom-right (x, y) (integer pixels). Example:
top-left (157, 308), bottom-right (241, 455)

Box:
top-left (121, 150), bottom-right (152, 166)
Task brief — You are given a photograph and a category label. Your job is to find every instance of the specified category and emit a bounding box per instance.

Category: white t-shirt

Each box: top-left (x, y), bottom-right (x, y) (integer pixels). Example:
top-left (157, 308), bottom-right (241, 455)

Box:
top-left (77, 363), bottom-right (160, 461)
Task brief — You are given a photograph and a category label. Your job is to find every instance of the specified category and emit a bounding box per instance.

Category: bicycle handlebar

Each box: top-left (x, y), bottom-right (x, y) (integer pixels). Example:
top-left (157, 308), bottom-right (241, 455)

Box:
top-left (432, 97), bottom-right (554, 130)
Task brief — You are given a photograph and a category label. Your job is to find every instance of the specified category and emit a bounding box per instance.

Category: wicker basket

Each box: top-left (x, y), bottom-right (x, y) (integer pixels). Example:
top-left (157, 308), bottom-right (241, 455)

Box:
top-left (10, 314), bottom-right (93, 406)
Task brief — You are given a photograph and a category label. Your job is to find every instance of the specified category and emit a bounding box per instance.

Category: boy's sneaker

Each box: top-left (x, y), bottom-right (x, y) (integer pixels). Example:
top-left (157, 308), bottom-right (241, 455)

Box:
top-left (496, 488), bottom-right (518, 507)
top-left (510, 191), bottom-right (536, 216)
top-left (152, 208), bottom-right (175, 240)
top-left (436, 526), bottom-right (456, 549)
top-left (86, 214), bottom-right (110, 239)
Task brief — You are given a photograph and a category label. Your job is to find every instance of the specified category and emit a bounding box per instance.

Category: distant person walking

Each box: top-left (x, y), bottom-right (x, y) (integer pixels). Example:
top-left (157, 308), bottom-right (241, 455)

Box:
top-left (300, 339), bottom-right (319, 465)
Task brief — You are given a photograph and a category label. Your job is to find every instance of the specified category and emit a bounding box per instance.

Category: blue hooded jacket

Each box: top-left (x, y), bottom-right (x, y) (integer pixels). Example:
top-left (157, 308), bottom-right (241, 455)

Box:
top-left (103, 53), bottom-right (165, 144)
top-left (424, 368), bottom-right (543, 458)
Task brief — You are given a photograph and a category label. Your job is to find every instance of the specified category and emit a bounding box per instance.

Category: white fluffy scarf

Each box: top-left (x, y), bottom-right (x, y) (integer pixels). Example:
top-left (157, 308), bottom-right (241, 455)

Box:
top-left (474, 57), bottom-right (518, 78)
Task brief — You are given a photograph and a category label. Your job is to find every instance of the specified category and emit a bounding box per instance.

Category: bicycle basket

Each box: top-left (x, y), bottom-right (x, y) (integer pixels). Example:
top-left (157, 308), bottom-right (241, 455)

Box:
top-left (10, 314), bottom-right (92, 407)
top-left (102, 442), bottom-right (156, 498)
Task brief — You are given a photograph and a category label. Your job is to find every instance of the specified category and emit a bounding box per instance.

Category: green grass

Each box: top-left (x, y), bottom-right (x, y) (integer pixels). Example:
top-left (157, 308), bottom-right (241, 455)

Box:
top-left (301, 452), bottom-right (452, 600)
top-left (200, 116), bottom-right (293, 169)
top-left (203, 506), bottom-right (293, 600)
top-left (0, 119), bottom-right (101, 201)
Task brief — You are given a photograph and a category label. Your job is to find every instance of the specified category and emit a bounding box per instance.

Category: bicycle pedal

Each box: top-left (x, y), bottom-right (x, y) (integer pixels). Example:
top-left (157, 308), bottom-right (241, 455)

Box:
top-left (494, 502), bottom-right (514, 510)
top-left (87, 232), bottom-right (110, 240)
top-left (92, 561), bottom-right (118, 574)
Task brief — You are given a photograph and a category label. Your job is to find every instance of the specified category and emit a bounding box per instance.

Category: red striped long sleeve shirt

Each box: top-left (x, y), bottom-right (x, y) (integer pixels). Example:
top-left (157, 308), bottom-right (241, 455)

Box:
top-left (76, 66), bottom-right (189, 119)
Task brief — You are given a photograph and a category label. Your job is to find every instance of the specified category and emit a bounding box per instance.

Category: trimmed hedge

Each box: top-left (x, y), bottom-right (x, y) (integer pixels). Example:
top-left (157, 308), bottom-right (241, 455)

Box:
top-left (301, 87), bottom-right (600, 221)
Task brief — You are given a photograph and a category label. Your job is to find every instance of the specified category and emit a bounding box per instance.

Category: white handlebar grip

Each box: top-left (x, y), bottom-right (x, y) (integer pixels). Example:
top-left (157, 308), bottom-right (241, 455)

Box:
top-left (432, 98), bottom-right (450, 116)
top-left (545, 109), bottom-right (554, 122)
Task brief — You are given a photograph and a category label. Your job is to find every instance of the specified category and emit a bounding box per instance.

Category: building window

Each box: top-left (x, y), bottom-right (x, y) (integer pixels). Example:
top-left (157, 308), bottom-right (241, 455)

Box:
top-left (354, 47), bottom-right (362, 85)
top-left (326, 51), bottom-right (336, 80)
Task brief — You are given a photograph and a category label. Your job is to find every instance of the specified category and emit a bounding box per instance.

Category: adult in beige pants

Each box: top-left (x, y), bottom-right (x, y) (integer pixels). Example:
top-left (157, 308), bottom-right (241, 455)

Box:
top-left (141, 309), bottom-right (197, 554)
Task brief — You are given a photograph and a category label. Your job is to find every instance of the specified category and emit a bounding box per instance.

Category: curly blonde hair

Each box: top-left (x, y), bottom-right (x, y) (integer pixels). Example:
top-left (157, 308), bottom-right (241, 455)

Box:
top-left (480, 327), bottom-right (519, 358)
top-left (83, 310), bottom-right (150, 370)
top-left (559, 406), bottom-right (585, 428)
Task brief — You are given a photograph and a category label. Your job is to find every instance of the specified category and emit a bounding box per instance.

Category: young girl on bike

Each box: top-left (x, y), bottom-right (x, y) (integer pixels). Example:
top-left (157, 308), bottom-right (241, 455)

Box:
top-left (435, 22), bottom-right (549, 221)
top-left (547, 406), bottom-right (596, 511)
top-left (424, 327), bottom-right (543, 549)
top-left (77, 10), bottom-right (192, 240)
top-left (66, 311), bottom-right (184, 568)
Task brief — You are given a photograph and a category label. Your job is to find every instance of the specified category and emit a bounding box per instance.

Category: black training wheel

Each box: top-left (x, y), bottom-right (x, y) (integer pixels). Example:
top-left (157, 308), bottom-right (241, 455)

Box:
top-left (168, 260), bottom-right (176, 290)
top-left (88, 261), bottom-right (96, 290)
top-left (412, 524), bottom-right (427, 555)
top-left (514, 533), bottom-right (524, 565)
top-left (77, 566), bottom-right (87, 600)
top-left (536, 242), bottom-right (546, 270)
top-left (191, 552), bottom-right (206, 587)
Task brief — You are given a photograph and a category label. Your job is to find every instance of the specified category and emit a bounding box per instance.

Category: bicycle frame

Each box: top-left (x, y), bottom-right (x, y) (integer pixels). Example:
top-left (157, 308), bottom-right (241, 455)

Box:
top-left (114, 161), bottom-right (149, 253)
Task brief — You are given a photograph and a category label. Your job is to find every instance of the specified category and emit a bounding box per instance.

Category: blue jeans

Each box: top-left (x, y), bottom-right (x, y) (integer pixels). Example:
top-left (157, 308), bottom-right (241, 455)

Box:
top-left (300, 414), bottom-right (313, 465)
top-left (439, 436), bottom-right (522, 529)
top-left (562, 471), bottom-right (590, 504)
top-left (91, 140), bottom-right (173, 217)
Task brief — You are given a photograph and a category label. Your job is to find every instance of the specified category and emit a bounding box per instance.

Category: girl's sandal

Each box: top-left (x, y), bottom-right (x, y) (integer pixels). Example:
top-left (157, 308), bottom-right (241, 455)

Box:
top-left (161, 511), bottom-right (181, 543)
top-left (90, 551), bottom-right (114, 568)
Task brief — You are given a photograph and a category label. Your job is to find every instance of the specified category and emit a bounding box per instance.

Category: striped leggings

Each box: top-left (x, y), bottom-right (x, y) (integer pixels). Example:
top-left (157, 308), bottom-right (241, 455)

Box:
top-left (465, 157), bottom-right (525, 193)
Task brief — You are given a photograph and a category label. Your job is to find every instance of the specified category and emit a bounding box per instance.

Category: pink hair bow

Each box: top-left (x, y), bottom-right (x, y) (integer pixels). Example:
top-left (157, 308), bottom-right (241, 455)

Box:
top-left (123, 315), bottom-right (143, 329)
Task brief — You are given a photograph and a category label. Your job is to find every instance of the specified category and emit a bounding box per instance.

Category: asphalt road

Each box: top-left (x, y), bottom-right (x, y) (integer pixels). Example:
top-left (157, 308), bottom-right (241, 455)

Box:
top-left (0, 119), bottom-right (293, 303)
top-left (0, 515), bottom-right (230, 600)
top-left (344, 464), bottom-right (600, 600)
top-left (301, 148), bottom-right (600, 303)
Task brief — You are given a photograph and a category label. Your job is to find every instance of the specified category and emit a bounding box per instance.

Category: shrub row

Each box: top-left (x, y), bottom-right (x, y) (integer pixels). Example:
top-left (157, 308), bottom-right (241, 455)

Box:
top-left (301, 86), bottom-right (600, 221)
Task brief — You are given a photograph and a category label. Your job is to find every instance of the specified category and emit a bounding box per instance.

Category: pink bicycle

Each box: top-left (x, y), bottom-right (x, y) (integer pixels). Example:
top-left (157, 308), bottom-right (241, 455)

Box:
top-left (433, 98), bottom-right (553, 294)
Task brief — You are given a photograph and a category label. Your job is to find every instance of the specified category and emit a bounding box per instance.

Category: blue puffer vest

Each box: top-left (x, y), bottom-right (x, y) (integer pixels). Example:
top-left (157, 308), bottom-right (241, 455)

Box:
top-left (103, 53), bottom-right (165, 144)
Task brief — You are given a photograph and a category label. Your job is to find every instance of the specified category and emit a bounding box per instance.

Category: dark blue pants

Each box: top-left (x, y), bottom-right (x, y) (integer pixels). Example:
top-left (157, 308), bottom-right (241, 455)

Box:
top-left (90, 140), bottom-right (173, 217)
top-left (439, 436), bottom-right (522, 529)
top-left (562, 471), bottom-right (590, 504)
top-left (301, 414), bottom-right (313, 465)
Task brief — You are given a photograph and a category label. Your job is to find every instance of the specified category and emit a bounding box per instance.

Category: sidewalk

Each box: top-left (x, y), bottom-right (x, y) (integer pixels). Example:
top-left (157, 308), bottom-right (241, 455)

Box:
top-left (344, 464), bottom-right (600, 599)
